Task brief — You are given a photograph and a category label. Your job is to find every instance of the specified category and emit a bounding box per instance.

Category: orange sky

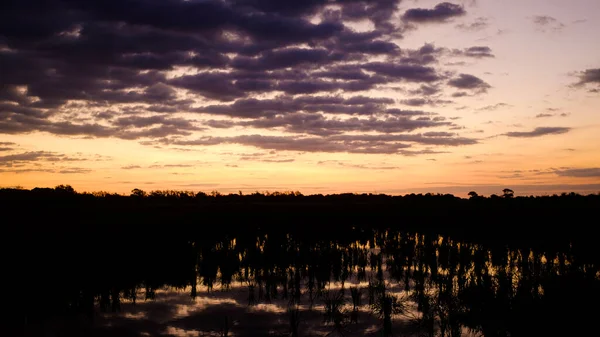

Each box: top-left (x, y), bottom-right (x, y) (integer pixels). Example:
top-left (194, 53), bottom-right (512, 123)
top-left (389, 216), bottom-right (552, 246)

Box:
top-left (1, 0), bottom-right (599, 197)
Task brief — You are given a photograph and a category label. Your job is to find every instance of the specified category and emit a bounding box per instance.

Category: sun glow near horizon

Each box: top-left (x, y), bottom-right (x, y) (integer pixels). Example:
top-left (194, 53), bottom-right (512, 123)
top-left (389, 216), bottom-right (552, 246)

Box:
top-left (1, 0), bottom-right (599, 197)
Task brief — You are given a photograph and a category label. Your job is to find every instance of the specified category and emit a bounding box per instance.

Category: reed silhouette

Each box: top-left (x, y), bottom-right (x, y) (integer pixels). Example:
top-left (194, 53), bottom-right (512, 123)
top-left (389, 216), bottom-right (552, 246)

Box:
top-left (2, 186), bottom-right (600, 336)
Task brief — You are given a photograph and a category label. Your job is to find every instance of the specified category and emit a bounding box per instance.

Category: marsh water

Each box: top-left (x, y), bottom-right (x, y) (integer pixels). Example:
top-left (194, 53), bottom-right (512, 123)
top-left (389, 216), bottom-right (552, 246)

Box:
top-left (14, 228), bottom-right (600, 337)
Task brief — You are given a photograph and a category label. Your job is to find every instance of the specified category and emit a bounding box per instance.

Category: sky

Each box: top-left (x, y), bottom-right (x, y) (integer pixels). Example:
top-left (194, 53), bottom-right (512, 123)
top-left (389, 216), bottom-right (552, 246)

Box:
top-left (1, 0), bottom-right (599, 196)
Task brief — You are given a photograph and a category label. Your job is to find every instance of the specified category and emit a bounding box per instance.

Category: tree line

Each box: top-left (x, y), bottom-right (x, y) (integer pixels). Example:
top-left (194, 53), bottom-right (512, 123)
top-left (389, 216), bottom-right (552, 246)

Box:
top-left (2, 184), bottom-right (598, 245)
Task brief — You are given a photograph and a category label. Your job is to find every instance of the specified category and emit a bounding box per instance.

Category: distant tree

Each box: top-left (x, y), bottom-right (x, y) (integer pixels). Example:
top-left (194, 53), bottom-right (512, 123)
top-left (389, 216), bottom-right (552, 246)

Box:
top-left (468, 191), bottom-right (479, 199)
top-left (55, 184), bottom-right (75, 194)
top-left (502, 189), bottom-right (514, 198)
top-left (91, 191), bottom-right (112, 197)
top-left (131, 188), bottom-right (147, 197)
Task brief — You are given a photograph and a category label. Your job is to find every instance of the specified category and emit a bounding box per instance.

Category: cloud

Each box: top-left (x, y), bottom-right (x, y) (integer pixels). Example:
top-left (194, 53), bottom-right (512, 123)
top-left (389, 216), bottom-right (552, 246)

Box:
top-left (57, 168), bottom-right (92, 174)
top-left (572, 68), bottom-right (600, 89)
top-left (207, 113), bottom-right (455, 137)
top-left (0, 142), bottom-right (16, 152)
top-left (0, 151), bottom-right (88, 166)
top-left (477, 103), bottom-right (511, 111)
top-left (195, 95), bottom-right (398, 118)
top-left (0, 149), bottom-right (96, 174)
top-left (448, 74), bottom-right (491, 94)
top-left (458, 46), bottom-right (494, 58)
top-left (532, 15), bottom-right (565, 32)
top-left (317, 160), bottom-right (400, 170)
top-left (241, 157), bottom-right (295, 163)
top-left (409, 85), bottom-right (441, 96)
top-left (535, 112), bottom-right (569, 118)
top-left (400, 98), bottom-right (453, 107)
top-left (402, 3), bottom-right (466, 23)
top-left (121, 165), bottom-right (142, 170)
top-left (177, 183), bottom-right (220, 187)
top-left (504, 127), bottom-right (571, 138)
top-left (456, 17), bottom-right (489, 31)
top-left (113, 116), bottom-right (199, 130)
top-left (149, 164), bottom-right (195, 169)
top-left (0, 0), bottom-right (485, 156)
top-left (361, 63), bottom-right (440, 82)
top-left (554, 168), bottom-right (600, 178)
top-left (162, 131), bottom-right (477, 155)
top-left (0, 168), bottom-right (56, 174)
top-left (409, 44), bottom-right (494, 61)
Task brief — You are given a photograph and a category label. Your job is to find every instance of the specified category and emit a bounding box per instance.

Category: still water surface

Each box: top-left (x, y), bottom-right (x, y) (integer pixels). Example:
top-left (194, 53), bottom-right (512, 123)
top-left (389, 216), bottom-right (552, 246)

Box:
top-left (21, 230), bottom-right (600, 337)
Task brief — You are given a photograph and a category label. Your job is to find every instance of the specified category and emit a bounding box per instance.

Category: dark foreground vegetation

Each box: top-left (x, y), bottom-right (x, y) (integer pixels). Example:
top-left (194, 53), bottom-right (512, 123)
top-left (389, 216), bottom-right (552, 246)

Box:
top-left (3, 185), bottom-right (599, 243)
top-left (2, 186), bottom-right (600, 336)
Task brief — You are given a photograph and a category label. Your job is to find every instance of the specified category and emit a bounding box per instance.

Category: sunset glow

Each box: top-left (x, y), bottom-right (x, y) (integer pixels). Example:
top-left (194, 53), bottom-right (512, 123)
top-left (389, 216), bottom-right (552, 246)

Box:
top-left (1, 0), bottom-right (599, 196)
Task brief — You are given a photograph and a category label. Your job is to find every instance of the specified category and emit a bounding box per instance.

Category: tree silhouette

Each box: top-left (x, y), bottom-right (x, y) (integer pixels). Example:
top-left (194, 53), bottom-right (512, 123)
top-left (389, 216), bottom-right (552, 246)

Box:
top-left (502, 188), bottom-right (514, 198)
top-left (130, 188), bottom-right (146, 197)
top-left (54, 184), bottom-right (75, 194)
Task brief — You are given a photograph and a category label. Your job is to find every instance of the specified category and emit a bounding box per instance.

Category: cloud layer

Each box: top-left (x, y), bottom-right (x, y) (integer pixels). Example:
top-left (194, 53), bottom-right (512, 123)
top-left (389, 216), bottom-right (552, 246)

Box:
top-left (0, 0), bottom-right (499, 155)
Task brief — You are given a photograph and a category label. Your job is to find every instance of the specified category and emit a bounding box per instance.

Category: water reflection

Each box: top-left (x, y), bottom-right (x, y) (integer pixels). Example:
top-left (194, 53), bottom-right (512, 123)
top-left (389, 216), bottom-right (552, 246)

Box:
top-left (12, 229), bottom-right (600, 336)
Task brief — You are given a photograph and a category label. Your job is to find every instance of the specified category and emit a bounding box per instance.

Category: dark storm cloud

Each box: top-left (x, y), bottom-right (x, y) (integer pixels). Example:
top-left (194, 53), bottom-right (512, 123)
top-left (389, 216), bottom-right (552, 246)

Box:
top-left (0, 0), bottom-right (482, 155)
top-left (554, 167), bottom-right (600, 178)
top-left (504, 127), bottom-right (571, 138)
top-left (402, 2), bottom-right (466, 23)
top-left (448, 74), bottom-right (491, 93)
